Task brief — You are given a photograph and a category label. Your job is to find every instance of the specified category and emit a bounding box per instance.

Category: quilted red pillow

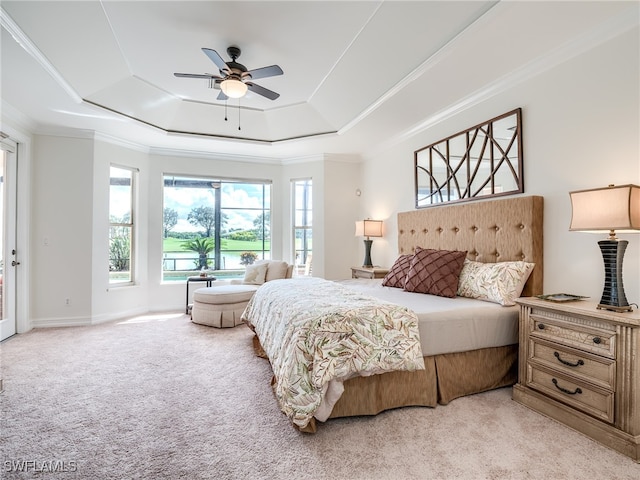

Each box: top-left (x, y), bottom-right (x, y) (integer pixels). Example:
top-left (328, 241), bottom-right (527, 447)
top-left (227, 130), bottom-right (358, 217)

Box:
top-left (404, 248), bottom-right (467, 297)
top-left (381, 254), bottom-right (413, 288)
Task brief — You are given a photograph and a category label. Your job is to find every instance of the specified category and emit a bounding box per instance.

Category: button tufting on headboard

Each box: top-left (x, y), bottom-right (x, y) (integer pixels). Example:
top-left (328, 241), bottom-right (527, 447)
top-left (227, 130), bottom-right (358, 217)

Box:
top-left (396, 196), bottom-right (543, 296)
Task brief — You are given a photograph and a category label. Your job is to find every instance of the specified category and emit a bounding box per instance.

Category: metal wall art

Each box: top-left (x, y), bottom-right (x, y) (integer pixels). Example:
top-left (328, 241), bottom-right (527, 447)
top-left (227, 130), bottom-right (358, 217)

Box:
top-left (414, 108), bottom-right (523, 208)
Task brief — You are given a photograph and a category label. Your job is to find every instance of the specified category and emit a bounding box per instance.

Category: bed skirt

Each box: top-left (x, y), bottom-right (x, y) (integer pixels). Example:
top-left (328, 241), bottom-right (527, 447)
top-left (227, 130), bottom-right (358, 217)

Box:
top-left (252, 334), bottom-right (517, 433)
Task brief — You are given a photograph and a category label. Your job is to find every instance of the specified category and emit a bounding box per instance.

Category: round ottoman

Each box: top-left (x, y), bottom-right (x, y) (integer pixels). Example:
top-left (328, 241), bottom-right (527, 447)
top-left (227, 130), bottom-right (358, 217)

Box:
top-left (191, 284), bottom-right (259, 328)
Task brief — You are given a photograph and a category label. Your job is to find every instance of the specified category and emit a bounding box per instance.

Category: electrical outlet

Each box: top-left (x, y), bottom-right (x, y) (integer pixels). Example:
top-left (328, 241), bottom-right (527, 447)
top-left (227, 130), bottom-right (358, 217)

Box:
top-left (65, 298), bottom-right (71, 306)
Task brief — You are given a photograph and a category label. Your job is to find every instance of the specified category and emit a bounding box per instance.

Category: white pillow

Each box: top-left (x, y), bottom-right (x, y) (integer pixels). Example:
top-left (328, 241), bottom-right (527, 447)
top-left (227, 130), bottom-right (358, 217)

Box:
top-left (255, 260), bottom-right (290, 281)
top-left (267, 261), bottom-right (289, 281)
top-left (243, 263), bottom-right (268, 285)
top-left (457, 259), bottom-right (535, 306)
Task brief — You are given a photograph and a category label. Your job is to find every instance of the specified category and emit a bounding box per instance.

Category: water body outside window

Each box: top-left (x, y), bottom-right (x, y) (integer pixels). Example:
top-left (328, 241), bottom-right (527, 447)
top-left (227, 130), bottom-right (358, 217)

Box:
top-left (162, 176), bottom-right (271, 282)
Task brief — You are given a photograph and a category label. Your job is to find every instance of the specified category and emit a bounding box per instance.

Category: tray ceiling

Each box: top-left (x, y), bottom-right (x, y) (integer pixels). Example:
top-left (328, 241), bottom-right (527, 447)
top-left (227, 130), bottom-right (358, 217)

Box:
top-left (1, 1), bottom-right (637, 160)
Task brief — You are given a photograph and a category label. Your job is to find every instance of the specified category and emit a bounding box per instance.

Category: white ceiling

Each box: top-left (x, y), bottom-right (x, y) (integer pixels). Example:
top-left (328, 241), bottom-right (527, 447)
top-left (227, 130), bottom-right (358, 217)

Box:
top-left (1, 1), bottom-right (637, 160)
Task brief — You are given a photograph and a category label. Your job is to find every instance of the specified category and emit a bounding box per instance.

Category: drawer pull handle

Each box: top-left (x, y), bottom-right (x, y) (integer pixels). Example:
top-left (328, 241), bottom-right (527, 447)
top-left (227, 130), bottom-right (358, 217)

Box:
top-left (593, 337), bottom-right (602, 344)
top-left (537, 323), bottom-right (545, 330)
top-left (552, 378), bottom-right (582, 395)
top-left (554, 351), bottom-right (584, 367)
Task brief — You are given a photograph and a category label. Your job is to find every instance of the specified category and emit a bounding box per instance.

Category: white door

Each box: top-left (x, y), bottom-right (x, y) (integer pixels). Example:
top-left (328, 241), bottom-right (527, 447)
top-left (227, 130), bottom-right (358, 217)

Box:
top-left (0, 136), bottom-right (18, 341)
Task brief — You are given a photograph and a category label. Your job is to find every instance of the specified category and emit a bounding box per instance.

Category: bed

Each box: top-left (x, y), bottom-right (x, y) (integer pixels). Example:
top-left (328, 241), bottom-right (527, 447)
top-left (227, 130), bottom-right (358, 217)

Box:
top-left (243, 195), bottom-right (543, 432)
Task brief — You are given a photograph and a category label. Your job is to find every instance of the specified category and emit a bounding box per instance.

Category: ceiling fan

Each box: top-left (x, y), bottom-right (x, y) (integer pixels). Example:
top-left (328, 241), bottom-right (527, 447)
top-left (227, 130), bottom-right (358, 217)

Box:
top-left (174, 46), bottom-right (283, 101)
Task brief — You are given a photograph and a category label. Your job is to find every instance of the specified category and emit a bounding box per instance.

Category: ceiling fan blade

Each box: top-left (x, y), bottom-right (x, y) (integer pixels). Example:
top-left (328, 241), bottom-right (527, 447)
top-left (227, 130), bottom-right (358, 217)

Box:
top-left (247, 65), bottom-right (283, 80)
top-left (217, 90), bottom-right (228, 101)
top-left (246, 82), bottom-right (280, 100)
top-left (202, 48), bottom-right (228, 72)
top-left (174, 73), bottom-right (221, 79)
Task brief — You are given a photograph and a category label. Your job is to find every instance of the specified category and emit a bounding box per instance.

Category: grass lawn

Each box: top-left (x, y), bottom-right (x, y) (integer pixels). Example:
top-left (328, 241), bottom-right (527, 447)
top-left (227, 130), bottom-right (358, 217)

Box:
top-left (163, 236), bottom-right (271, 252)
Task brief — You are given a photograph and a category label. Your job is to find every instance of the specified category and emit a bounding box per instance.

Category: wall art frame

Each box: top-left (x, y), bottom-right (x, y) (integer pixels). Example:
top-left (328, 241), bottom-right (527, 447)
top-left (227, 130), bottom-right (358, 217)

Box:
top-left (414, 108), bottom-right (523, 208)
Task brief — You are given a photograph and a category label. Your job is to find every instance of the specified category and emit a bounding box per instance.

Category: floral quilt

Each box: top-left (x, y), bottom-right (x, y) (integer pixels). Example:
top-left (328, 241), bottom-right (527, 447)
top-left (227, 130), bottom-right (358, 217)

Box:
top-left (242, 277), bottom-right (424, 429)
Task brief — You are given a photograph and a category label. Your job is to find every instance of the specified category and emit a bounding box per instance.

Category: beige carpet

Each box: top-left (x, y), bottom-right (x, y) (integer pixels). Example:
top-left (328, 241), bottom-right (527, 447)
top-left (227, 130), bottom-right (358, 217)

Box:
top-left (1, 313), bottom-right (639, 480)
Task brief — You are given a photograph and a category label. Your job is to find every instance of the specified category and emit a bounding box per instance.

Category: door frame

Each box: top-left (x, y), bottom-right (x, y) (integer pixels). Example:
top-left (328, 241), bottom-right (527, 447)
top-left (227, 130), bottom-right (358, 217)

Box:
top-left (0, 126), bottom-right (31, 334)
top-left (0, 135), bottom-right (17, 340)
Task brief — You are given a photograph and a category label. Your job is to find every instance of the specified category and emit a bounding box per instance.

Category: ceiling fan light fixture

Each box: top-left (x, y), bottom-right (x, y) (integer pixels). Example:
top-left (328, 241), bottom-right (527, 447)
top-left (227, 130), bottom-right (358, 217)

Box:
top-left (220, 78), bottom-right (247, 98)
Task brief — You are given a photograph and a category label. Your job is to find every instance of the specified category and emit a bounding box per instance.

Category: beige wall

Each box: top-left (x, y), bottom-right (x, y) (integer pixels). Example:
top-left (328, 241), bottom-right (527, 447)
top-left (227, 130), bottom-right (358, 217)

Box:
top-left (360, 27), bottom-right (640, 302)
top-left (27, 137), bottom-right (363, 325)
top-left (31, 134), bottom-right (94, 325)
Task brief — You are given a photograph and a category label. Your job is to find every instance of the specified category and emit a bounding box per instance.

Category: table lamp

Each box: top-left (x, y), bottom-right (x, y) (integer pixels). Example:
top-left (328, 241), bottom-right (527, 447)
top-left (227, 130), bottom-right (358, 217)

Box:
top-left (569, 184), bottom-right (640, 312)
top-left (355, 219), bottom-right (383, 268)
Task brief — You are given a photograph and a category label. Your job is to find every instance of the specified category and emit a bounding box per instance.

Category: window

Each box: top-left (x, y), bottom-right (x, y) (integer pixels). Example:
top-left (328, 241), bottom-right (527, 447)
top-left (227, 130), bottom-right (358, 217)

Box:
top-left (162, 175), bottom-right (271, 282)
top-left (109, 166), bottom-right (136, 284)
top-left (292, 179), bottom-right (312, 276)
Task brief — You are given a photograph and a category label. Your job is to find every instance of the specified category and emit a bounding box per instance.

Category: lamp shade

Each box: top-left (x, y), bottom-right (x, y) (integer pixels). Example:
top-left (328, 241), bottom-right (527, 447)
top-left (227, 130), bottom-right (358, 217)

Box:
top-left (569, 184), bottom-right (640, 234)
top-left (355, 219), bottom-right (383, 238)
top-left (220, 78), bottom-right (248, 98)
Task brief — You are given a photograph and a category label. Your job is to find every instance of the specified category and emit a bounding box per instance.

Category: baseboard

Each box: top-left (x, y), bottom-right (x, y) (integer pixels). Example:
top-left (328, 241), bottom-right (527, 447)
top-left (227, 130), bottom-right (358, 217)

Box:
top-left (89, 306), bottom-right (150, 325)
top-left (31, 316), bottom-right (92, 328)
top-left (29, 306), bottom-right (187, 329)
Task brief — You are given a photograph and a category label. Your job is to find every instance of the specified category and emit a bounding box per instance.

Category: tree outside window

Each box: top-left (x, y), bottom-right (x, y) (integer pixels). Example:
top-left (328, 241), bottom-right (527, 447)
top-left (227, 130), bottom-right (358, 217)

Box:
top-left (109, 166), bottom-right (135, 284)
top-left (162, 176), bottom-right (271, 281)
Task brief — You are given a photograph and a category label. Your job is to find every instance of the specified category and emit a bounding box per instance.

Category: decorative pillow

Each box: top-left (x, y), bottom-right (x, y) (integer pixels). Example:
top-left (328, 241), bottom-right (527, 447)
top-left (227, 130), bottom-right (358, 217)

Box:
top-left (381, 254), bottom-right (413, 288)
top-left (457, 259), bottom-right (535, 306)
top-left (404, 248), bottom-right (467, 297)
top-left (243, 263), bottom-right (268, 285)
top-left (255, 260), bottom-right (289, 282)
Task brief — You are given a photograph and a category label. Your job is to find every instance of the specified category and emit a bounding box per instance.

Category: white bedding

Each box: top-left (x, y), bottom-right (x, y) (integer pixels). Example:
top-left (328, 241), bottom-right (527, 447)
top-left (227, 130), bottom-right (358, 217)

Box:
top-left (337, 278), bottom-right (518, 356)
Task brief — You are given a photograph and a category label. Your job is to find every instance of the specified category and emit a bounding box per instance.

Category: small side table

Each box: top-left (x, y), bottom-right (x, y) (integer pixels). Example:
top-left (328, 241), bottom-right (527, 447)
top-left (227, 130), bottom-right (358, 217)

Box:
top-left (186, 276), bottom-right (216, 314)
top-left (351, 266), bottom-right (389, 279)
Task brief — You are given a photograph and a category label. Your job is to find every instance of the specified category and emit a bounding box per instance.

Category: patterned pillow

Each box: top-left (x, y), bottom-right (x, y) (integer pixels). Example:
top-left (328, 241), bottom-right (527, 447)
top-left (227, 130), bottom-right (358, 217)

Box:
top-left (381, 254), bottom-right (413, 288)
top-left (457, 259), bottom-right (535, 306)
top-left (404, 248), bottom-right (467, 297)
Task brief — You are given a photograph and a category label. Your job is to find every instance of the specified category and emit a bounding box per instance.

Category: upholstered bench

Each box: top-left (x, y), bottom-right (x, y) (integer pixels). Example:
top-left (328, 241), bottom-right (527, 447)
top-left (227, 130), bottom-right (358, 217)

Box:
top-left (190, 260), bottom-right (293, 328)
top-left (191, 284), bottom-right (259, 328)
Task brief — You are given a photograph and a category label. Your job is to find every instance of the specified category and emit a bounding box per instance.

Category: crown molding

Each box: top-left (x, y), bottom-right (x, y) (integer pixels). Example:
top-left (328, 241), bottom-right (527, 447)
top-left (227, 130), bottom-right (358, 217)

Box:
top-left (1, 100), bottom-right (38, 133)
top-left (280, 154), bottom-right (326, 166)
top-left (147, 146), bottom-right (282, 165)
top-left (338, 1), bottom-right (500, 136)
top-left (377, 3), bottom-right (639, 154)
top-left (1, 7), bottom-right (82, 104)
top-left (93, 131), bottom-right (150, 153)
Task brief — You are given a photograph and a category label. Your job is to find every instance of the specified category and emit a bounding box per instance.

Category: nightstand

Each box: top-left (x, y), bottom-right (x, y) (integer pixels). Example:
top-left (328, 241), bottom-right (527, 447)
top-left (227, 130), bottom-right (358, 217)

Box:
top-left (350, 266), bottom-right (389, 279)
top-left (513, 297), bottom-right (640, 462)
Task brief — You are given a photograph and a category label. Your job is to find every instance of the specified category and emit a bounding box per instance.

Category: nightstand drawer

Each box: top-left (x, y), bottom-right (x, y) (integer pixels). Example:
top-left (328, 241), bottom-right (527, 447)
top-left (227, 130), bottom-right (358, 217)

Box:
top-left (515, 298), bottom-right (640, 462)
top-left (529, 338), bottom-right (615, 390)
top-left (351, 267), bottom-right (389, 279)
top-left (530, 314), bottom-right (616, 359)
top-left (527, 365), bottom-right (614, 423)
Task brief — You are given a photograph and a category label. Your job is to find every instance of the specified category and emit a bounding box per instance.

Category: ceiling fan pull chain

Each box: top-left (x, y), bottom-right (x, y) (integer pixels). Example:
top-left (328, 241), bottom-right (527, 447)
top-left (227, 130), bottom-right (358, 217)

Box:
top-left (238, 99), bottom-right (241, 131)
top-left (224, 100), bottom-right (228, 122)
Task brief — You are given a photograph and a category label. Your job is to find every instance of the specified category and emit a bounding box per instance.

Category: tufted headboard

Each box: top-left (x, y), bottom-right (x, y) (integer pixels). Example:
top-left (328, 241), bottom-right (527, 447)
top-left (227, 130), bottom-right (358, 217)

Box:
top-left (398, 196), bottom-right (544, 297)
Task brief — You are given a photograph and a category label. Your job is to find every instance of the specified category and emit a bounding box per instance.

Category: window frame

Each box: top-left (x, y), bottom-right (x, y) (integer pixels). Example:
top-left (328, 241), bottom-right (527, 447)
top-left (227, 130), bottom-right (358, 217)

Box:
top-left (109, 164), bottom-right (137, 286)
top-left (161, 174), bottom-right (272, 282)
top-left (291, 178), bottom-right (312, 276)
